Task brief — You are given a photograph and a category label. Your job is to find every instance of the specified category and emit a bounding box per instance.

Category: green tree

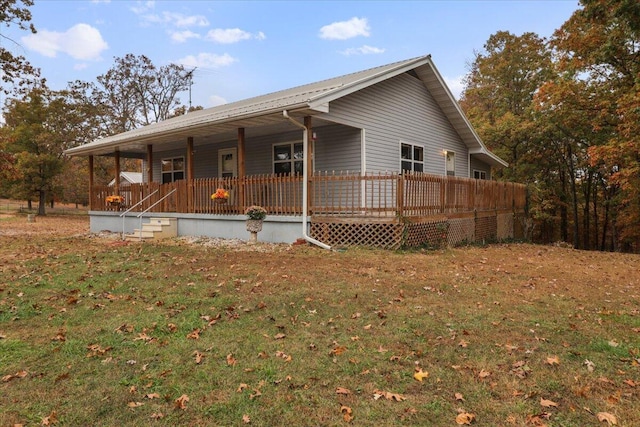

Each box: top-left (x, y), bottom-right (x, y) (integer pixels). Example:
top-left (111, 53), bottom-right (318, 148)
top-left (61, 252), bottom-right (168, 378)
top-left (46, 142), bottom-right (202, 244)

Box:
top-left (0, 0), bottom-right (38, 93)
top-left (2, 86), bottom-right (93, 215)
top-left (460, 31), bottom-right (554, 182)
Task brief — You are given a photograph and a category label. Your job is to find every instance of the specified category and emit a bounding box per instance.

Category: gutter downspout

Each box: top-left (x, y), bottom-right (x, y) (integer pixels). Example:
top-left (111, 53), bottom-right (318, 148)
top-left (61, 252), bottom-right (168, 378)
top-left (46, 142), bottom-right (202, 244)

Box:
top-left (283, 110), bottom-right (332, 250)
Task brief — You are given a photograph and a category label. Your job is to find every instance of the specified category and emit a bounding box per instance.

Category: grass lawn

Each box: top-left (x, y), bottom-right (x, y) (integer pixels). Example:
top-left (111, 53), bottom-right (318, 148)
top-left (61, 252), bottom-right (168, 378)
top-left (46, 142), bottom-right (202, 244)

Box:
top-left (1, 214), bottom-right (639, 426)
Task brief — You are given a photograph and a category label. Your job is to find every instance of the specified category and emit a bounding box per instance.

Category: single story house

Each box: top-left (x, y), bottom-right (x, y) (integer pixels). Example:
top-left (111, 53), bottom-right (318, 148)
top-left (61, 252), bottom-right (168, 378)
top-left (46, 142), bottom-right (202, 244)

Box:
top-left (65, 54), bottom-right (526, 249)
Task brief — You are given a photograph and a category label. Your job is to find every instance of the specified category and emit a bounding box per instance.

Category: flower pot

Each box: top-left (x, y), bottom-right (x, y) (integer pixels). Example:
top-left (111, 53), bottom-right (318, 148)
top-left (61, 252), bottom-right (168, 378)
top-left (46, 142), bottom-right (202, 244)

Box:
top-left (213, 198), bottom-right (228, 204)
top-left (246, 219), bottom-right (263, 233)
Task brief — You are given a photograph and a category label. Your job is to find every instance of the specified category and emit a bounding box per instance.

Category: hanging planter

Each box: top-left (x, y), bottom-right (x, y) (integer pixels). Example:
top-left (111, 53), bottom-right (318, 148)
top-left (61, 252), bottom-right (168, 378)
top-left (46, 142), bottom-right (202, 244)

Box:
top-left (211, 188), bottom-right (229, 204)
top-left (106, 195), bottom-right (124, 207)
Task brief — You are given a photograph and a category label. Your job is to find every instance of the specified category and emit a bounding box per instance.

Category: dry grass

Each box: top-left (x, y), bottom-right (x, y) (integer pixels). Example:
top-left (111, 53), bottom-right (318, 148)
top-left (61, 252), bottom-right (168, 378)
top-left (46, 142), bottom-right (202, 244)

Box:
top-left (1, 213), bottom-right (639, 426)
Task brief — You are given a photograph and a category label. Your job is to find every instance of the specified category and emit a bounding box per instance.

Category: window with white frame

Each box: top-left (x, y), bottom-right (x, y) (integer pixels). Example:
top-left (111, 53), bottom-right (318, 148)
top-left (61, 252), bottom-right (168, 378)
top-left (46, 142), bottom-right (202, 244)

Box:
top-left (161, 157), bottom-right (184, 183)
top-left (273, 142), bottom-right (304, 175)
top-left (445, 151), bottom-right (455, 176)
top-left (400, 142), bottom-right (424, 173)
top-left (473, 170), bottom-right (487, 180)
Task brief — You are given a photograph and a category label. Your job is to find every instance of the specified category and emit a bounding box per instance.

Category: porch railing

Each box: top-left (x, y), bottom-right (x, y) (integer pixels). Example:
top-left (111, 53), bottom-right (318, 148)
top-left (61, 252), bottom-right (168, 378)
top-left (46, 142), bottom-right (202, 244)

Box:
top-left (91, 172), bottom-right (527, 218)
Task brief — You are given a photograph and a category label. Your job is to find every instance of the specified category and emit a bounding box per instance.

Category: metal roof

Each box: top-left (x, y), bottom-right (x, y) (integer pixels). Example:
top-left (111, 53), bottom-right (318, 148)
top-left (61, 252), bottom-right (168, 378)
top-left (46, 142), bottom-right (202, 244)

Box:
top-left (64, 55), bottom-right (506, 168)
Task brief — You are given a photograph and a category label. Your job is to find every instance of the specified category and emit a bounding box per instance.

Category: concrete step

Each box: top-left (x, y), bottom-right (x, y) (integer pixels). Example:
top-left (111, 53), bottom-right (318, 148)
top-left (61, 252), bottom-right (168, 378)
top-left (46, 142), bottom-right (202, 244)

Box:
top-left (125, 217), bottom-right (177, 241)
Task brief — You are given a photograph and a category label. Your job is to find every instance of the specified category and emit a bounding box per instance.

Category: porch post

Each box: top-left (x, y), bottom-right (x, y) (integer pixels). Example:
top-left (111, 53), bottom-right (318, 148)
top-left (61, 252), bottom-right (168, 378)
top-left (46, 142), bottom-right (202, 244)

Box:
top-left (88, 155), bottom-right (94, 210)
top-left (238, 128), bottom-right (246, 210)
top-left (304, 116), bottom-right (313, 214)
top-left (114, 150), bottom-right (121, 195)
top-left (146, 144), bottom-right (153, 183)
top-left (187, 137), bottom-right (194, 213)
top-left (186, 137), bottom-right (194, 181)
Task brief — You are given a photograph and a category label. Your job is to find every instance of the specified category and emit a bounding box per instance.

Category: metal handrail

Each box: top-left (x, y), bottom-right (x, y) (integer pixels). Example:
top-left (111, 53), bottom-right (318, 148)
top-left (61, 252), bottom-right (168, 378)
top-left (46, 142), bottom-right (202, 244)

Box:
top-left (120, 190), bottom-right (159, 239)
top-left (134, 188), bottom-right (177, 241)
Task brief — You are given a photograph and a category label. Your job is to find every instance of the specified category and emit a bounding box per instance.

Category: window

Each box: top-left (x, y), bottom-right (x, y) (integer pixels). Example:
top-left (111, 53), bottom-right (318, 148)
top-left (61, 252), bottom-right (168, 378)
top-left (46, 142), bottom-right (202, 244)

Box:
top-left (218, 148), bottom-right (237, 178)
top-left (473, 170), bottom-right (487, 180)
top-left (400, 142), bottom-right (424, 173)
top-left (445, 151), bottom-right (455, 176)
top-left (273, 142), bottom-right (304, 175)
top-left (161, 157), bottom-right (184, 183)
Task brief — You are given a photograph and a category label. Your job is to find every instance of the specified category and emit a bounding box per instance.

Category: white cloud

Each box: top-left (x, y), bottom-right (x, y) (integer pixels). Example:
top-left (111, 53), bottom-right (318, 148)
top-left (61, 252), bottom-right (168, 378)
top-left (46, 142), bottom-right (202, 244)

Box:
top-left (171, 30), bottom-right (201, 43)
top-left (144, 11), bottom-right (209, 27)
top-left (208, 95), bottom-right (227, 107)
top-left (340, 45), bottom-right (385, 56)
top-left (319, 17), bottom-right (370, 40)
top-left (130, 0), bottom-right (155, 15)
top-left (176, 52), bottom-right (237, 69)
top-left (444, 75), bottom-right (464, 99)
top-left (205, 28), bottom-right (265, 44)
top-left (21, 23), bottom-right (108, 60)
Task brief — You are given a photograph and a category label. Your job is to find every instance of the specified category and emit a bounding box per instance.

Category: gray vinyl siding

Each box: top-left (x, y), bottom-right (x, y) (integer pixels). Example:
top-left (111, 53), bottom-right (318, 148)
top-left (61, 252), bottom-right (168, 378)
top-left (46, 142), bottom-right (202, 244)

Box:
top-left (322, 71), bottom-right (470, 177)
top-left (313, 124), bottom-right (361, 172)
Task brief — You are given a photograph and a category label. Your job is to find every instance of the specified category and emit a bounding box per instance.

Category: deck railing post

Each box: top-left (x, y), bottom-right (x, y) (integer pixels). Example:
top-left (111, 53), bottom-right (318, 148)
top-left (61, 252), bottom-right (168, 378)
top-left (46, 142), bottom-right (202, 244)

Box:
top-left (396, 173), bottom-right (404, 218)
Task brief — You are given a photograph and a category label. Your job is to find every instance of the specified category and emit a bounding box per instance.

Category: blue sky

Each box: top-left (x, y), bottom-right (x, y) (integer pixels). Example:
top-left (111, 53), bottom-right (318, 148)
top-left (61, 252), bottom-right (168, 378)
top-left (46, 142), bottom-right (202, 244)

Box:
top-left (5, 0), bottom-right (580, 108)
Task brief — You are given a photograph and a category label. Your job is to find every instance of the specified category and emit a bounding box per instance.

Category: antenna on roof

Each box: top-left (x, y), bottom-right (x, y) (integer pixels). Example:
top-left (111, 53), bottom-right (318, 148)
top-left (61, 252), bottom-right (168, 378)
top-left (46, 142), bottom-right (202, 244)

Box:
top-left (186, 67), bottom-right (197, 112)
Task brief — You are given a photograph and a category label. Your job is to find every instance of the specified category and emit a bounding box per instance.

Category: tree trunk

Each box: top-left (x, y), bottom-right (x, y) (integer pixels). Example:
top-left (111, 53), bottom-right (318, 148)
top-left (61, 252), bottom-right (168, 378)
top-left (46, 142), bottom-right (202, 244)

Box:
top-left (38, 190), bottom-right (47, 216)
top-left (567, 144), bottom-right (580, 249)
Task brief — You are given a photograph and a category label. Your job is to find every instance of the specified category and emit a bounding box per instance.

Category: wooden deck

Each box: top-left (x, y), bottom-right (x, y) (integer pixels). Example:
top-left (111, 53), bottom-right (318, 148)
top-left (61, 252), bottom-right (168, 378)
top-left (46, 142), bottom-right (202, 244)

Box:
top-left (92, 171), bottom-right (527, 220)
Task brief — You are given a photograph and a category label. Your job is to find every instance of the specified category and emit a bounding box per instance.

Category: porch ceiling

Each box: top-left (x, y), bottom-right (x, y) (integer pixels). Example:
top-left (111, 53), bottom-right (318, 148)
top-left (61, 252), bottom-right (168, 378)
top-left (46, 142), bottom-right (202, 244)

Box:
top-left (83, 109), bottom-right (318, 157)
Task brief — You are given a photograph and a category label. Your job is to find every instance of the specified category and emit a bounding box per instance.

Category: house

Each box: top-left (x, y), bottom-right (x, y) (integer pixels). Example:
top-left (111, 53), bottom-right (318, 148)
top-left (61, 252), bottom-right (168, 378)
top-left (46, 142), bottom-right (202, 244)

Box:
top-left (108, 171), bottom-right (143, 187)
top-left (65, 55), bottom-right (526, 249)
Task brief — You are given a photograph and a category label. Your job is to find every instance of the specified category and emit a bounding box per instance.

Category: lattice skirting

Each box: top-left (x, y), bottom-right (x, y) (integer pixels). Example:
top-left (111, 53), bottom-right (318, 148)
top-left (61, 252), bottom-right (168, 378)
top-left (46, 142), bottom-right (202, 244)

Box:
top-left (311, 210), bottom-right (525, 249)
top-left (309, 221), bottom-right (405, 249)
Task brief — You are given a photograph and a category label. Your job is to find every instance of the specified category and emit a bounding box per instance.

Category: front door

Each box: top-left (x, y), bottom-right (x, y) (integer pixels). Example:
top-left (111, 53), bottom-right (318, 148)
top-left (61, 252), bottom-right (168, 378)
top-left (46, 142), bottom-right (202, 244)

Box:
top-left (218, 148), bottom-right (237, 178)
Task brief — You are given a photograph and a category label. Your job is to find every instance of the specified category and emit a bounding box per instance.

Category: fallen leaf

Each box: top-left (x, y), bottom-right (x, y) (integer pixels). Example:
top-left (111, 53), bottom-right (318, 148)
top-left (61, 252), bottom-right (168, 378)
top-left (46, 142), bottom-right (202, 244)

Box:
top-left (413, 368), bottom-right (429, 382)
top-left (187, 329), bottom-right (201, 339)
top-left (127, 401), bottom-right (144, 408)
top-left (373, 389), bottom-right (406, 402)
top-left (329, 346), bottom-right (347, 356)
top-left (174, 394), bottom-right (189, 410)
top-left (455, 392), bottom-right (465, 401)
top-left (249, 389), bottom-right (262, 400)
top-left (478, 369), bottom-right (491, 379)
top-left (336, 387), bottom-right (352, 395)
top-left (237, 383), bottom-right (248, 393)
top-left (274, 333), bottom-right (286, 340)
top-left (41, 411), bottom-right (58, 426)
top-left (585, 359), bottom-right (595, 372)
top-left (540, 398), bottom-right (558, 408)
top-left (458, 339), bottom-right (468, 348)
top-left (341, 405), bottom-right (354, 423)
top-left (596, 412), bottom-right (617, 425)
top-left (226, 353), bottom-right (237, 366)
top-left (455, 412), bottom-right (476, 425)
top-left (193, 351), bottom-right (204, 364)
top-left (242, 414), bottom-right (251, 424)
top-left (545, 356), bottom-right (560, 366)
top-left (145, 393), bottom-right (160, 399)
top-left (150, 413), bottom-right (164, 420)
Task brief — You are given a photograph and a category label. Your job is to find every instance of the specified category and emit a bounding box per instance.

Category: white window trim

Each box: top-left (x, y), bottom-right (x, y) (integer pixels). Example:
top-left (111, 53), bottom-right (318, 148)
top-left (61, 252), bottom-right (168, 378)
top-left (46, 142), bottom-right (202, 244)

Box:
top-left (399, 140), bottom-right (424, 173)
top-left (161, 156), bottom-right (185, 183)
top-left (218, 148), bottom-right (237, 178)
top-left (444, 150), bottom-right (456, 176)
top-left (473, 169), bottom-right (487, 180)
top-left (272, 140), bottom-right (304, 175)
